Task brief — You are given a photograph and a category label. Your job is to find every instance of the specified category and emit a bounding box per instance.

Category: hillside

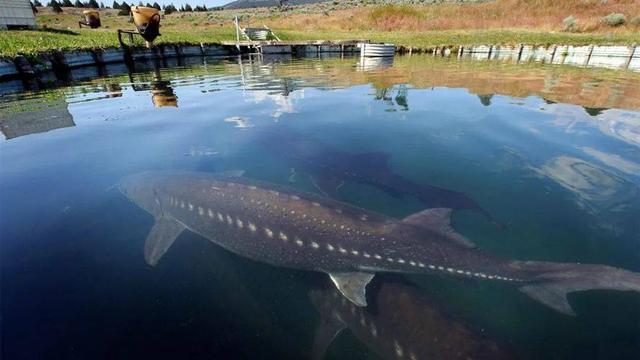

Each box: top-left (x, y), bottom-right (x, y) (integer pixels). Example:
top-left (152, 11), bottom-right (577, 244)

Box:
top-left (222, 0), bottom-right (486, 10)
top-left (223, 0), bottom-right (325, 9)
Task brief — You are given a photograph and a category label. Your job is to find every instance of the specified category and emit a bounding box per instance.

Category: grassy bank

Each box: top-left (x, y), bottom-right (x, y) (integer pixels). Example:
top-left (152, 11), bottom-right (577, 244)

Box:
top-left (1, 1), bottom-right (639, 58)
top-left (2, 27), bottom-right (638, 58)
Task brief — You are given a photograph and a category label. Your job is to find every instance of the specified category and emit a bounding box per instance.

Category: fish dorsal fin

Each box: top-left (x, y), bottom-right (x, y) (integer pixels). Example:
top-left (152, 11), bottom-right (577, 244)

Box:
top-left (402, 208), bottom-right (476, 248)
top-left (310, 314), bottom-right (347, 360)
top-left (328, 272), bottom-right (374, 307)
top-left (144, 216), bottom-right (185, 266)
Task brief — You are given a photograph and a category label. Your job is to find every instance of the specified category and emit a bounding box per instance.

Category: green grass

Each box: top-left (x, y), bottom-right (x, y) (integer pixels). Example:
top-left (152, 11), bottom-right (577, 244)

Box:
top-left (0, 28), bottom-right (236, 58)
top-left (1, 27), bottom-right (639, 58)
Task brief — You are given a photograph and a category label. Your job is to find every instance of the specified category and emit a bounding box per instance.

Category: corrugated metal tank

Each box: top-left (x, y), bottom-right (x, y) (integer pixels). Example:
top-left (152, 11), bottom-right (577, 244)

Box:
top-left (0, 0), bottom-right (37, 29)
top-left (359, 43), bottom-right (396, 58)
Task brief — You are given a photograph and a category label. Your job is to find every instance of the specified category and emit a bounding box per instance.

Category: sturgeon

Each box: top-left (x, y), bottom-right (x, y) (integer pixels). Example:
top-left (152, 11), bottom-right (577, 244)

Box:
top-left (119, 171), bottom-right (640, 316)
top-left (309, 282), bottom-right (516, 360)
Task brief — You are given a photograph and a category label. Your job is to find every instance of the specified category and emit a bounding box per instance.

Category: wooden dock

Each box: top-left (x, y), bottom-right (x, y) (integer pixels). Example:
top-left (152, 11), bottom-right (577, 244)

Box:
top-left (220, 40), bottom-right (368, 55)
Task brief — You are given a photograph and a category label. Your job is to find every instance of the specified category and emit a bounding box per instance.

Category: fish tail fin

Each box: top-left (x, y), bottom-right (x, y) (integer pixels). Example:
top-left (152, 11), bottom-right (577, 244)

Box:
top-left (511, 260), bottom-right (640, 316)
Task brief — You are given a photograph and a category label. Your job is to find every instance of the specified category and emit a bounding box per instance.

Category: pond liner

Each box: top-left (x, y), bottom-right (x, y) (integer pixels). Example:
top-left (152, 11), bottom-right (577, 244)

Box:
top-left (2, 43), bottom-right (638, 85)
top-left (0, 59), bottom-right (20, 80)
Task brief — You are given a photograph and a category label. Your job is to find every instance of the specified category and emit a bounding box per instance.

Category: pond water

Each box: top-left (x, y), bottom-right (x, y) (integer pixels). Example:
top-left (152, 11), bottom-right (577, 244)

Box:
top-left (1, 55), bottom-right (640, 359)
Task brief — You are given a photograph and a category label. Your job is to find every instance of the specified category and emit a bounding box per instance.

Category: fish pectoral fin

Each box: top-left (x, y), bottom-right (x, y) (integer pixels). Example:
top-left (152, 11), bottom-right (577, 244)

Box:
top-left (519, 284), bottom-right (576, 316)
top-left (402, 208), bottom-right (476, 249)
top-left (144, 216), bottom-right (185, 266)
top-left (310, 315), bottom-right (347, 360)
top-left (328, 272), bottom-right (374, 307)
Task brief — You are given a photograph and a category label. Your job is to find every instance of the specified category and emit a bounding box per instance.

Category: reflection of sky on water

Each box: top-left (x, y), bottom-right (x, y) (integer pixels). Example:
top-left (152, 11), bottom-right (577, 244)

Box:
top-left (541, 104), bottom-right (640, 148)
top-left (531, 156), bottom-right (638, 215)
top-left (244, 89), bottom-right (304, 119)
top-left (3, 55), bottom-right (640, 234)
top-left (2, 55), bottom-right (640, 360)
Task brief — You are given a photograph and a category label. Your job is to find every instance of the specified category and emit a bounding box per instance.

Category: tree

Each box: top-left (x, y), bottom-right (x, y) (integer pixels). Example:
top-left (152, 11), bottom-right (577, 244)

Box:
top-left (100, 2), bottom-right (105, 8)
top-left (184, 3), bottom-right (192, 11)
top-left (88, 0), bottom-right (99, 8)
top-left (74, 0), bottom-right (83, 7)
top-left (163, 3), bottom-right (176, 14)
top-left (34, 0), bottom-right (42, 6)
top-left (118, 1), bottom-right (130, 15)
top-left (50, 0), bottom-right (63, 13)
top-left (30, 1), bottom-right (38, 13)
top-left (112, 1), bottom-right (120, 9)
top-left (138, 1), bottom-right (143, 6)
top-left (152, 1), bottom-right (160, 10)
top-left (61, 0), bottom-right (73, 6)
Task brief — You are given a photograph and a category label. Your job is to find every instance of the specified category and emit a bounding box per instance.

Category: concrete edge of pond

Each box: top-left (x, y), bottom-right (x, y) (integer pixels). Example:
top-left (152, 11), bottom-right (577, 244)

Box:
top-left (0, 43), bottom-right (638, 85)
top-left (0, 43), bottom-right (239, 82)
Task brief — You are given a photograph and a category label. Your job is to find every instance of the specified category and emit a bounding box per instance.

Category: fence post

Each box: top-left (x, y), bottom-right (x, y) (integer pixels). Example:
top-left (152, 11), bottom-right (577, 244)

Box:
top-left (625, 45), bottom-right (637, 69)
top-left (585, 44), bottom-right (595, 67)
top-left (549, 45), bottom-right (557, 63)
top-left (517, 44), bottom-right (524, 62)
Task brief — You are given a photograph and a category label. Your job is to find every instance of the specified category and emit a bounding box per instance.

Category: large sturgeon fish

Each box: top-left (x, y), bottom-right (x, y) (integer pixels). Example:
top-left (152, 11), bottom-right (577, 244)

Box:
top-left (119, 171), bottom-right (640, 316)
top-left (309, 282), bottom-right (516, 360)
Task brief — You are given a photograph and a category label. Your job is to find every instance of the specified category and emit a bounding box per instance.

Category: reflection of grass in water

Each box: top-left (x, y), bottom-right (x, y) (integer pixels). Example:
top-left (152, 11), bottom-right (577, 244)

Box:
top-left (0, 90), bottom-right (67, 115)
top-left (6, 54), bottom-right (640, 114)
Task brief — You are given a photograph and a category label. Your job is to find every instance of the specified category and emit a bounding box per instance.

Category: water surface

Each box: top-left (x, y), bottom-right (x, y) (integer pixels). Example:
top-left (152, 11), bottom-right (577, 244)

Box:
top-left (2, 55), bottom-right (640, 359)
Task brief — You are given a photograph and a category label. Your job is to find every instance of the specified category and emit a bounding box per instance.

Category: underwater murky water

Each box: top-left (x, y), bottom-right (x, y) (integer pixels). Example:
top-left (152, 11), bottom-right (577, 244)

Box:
top-left (1, 55), bottom-right (640, 359)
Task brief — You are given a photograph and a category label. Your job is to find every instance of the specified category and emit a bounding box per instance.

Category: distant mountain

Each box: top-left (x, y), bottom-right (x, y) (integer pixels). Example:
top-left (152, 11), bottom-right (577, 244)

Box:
top-left (223, 0), bottom-right (328, 9)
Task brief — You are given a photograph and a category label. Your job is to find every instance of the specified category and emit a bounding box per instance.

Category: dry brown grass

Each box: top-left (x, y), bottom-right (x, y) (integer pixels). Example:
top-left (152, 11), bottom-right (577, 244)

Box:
top-left (271, 0), bottom-right (640, 33)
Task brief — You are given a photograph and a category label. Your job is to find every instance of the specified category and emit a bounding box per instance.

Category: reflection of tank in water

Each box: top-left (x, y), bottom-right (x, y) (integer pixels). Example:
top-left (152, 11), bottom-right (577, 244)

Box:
top-left (150, 79), bottom-right (178, 107)
top-left (358, 56), bottom-right (394, 71)
top-left (104, 83), bottom-right (123, 98)
top-left (129, 69), bottom-right (178, 107)
top-left (0, 99), bottom-right (74, 140)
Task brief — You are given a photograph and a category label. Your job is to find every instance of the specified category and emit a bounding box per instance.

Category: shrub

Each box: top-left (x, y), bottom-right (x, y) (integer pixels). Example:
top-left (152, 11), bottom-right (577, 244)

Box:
top-left (370, 4), bottom-right (422, 22)
top-left (630, 16), bottom-right (640, 27)
top-left (563, 15), bottom-right (577, 32)
top-left (601, 13), bottom-right (625, 26)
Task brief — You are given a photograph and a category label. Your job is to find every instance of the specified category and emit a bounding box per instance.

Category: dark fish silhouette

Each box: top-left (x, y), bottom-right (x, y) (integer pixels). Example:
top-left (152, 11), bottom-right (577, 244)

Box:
top-left (255, 129), bottom-right (503, 228)
top-left (119, 171), bottom-right (640, 316)
top-left (309, 281), bottom-right (517, 360)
